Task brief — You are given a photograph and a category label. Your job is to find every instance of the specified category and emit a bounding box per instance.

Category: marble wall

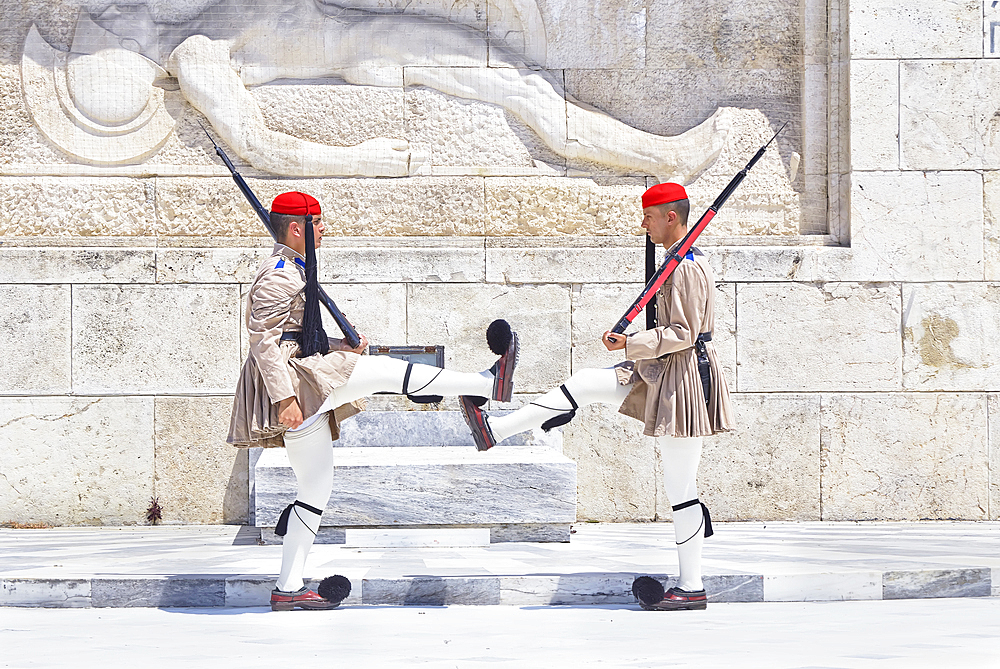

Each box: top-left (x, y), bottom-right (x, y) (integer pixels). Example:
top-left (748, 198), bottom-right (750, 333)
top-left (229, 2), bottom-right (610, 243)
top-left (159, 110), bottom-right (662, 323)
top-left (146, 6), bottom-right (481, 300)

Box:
top-left (1, 0), bottom-right (997, 527)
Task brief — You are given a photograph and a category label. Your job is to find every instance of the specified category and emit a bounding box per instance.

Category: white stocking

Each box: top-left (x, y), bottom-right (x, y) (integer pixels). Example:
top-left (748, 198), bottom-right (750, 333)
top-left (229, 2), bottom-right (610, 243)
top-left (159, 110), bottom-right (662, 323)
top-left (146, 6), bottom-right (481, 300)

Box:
top-left (298, 355), bottom-right (495, 430)
top-left (275, 413), bottom-right (334, 593)
top-left (659, 435), bottom-right (705, 592)
top-left (489, 368), bottom-right (632, 444)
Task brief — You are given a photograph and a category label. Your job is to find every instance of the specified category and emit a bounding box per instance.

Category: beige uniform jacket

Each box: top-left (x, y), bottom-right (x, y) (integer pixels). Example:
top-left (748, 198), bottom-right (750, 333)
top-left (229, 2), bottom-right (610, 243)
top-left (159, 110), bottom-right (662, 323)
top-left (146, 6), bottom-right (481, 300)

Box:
top-left (227, 243), bottom-right (361, 448)
top-left (615, 245), bottom-right (733, 438)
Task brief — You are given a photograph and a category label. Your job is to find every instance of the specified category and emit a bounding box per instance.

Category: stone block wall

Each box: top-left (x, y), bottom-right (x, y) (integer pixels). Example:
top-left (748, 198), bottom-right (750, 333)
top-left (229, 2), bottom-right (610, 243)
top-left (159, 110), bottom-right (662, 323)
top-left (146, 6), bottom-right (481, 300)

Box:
top-left (0, 0), bottom-right (997, 526)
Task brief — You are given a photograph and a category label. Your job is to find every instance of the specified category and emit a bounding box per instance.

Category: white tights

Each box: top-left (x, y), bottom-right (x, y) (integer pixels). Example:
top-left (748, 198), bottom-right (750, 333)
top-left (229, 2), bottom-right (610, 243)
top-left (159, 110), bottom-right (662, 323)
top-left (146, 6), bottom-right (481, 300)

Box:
top-left (488, 367), bottom-right (706, 591)
top-left (275, 355), bottom-right (494, 592)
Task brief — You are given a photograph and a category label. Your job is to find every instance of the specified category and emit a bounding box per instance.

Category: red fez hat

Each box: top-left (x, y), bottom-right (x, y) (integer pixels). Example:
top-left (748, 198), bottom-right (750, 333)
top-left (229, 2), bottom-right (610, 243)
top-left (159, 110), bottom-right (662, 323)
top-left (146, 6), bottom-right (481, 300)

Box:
top-left (642, 183), bottom-right (688, 209)
top-left (271, 191), bottom-right (321, 216)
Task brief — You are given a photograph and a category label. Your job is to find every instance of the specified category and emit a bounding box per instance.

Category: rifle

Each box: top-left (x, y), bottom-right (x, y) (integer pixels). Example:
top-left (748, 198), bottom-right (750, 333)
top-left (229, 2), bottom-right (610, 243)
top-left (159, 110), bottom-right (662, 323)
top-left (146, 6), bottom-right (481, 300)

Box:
top-left (200, 124), bottom-right (362, 349)
top-left (609, 123), bottom-right (785, 338)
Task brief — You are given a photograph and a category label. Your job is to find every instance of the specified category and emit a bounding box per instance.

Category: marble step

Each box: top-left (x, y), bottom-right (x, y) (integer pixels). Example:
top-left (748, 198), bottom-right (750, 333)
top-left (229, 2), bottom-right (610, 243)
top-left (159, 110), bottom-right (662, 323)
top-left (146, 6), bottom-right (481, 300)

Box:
top-left (4, 568), bottom-right (993, 608)
top-left (335, 410), bottom-right (559, 448)
top-left (254, 446), bottom-right (577, 538)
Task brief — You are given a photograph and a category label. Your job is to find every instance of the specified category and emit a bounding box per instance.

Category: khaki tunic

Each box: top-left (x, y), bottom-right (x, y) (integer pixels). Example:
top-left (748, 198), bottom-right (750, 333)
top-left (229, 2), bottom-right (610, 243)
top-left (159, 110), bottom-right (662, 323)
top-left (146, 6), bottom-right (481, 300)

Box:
top-left (227, 243), bottom-right (362, 448)
top-left (615, 245), bottom-right (733, 438)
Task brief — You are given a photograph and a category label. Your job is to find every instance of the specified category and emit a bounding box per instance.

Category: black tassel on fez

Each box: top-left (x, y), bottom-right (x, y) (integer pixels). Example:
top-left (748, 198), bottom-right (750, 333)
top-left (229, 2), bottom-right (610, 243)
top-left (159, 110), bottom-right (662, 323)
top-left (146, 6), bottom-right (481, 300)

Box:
top-left (299, 214), bottom-right (330, 358)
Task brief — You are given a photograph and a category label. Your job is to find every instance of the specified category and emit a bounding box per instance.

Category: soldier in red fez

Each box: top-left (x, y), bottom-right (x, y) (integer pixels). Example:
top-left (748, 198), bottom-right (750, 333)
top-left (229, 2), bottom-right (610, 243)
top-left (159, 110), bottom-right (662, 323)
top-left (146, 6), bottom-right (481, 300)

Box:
top-left (228, 191), bottom-right (519, 611)
top-left (462, 182), bottom-right (733, 611)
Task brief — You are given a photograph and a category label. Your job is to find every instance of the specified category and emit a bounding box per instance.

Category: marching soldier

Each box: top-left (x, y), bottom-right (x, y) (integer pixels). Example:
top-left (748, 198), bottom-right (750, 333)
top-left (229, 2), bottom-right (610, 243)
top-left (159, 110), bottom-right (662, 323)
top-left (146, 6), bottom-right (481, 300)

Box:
top-left (462, 182), bottom-right (732, 611)
top-left (228, 191), bottom-right (518, 611)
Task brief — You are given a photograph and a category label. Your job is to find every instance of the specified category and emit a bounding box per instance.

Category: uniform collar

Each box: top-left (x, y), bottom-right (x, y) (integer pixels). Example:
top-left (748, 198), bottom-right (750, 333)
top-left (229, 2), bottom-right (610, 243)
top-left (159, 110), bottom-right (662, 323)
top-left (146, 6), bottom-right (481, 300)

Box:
top-left (272, 243), bottom-right (307, 268)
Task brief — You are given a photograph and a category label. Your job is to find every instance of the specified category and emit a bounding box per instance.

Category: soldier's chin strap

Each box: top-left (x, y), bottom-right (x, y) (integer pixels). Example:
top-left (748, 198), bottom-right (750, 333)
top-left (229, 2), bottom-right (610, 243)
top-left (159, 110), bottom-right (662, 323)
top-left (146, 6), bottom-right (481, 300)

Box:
top-left (535, 384), bottom-right (579, 432)
top-left (672, 498), bottom-right (713, 544)
top-left (275, 500), bottom-right (324, 537)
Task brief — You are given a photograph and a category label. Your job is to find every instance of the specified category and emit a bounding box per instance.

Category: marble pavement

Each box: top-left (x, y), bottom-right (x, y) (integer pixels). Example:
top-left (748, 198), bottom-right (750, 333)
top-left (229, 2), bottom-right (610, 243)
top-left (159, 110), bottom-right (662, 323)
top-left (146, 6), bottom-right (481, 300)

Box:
top-left (1, 522), bottom-right (997, 608)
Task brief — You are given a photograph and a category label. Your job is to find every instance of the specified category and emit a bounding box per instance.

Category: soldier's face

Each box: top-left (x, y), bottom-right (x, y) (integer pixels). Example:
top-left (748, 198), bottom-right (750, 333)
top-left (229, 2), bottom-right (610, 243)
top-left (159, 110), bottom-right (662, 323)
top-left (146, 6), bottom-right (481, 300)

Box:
top-left (312, 217), bottom-right (324, 248)
top-left (641, 206), bottom-right (676, 244)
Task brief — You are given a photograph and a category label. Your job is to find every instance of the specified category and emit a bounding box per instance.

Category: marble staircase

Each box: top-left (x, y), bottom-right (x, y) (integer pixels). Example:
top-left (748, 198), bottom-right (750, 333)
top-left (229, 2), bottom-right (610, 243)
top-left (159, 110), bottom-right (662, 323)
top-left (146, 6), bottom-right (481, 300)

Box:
top-left (253, 411), bottom-right (577, 544)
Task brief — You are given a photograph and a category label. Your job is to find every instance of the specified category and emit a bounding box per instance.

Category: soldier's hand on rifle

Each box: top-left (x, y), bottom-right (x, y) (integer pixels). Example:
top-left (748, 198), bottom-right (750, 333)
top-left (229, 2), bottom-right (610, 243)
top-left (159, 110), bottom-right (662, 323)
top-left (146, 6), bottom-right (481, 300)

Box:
top-left (332, 333), bottom-right (369, 354)
top-left (603, 331), bottom-right (627, 351)
top-left (277, 396), bottom-right (304, 429)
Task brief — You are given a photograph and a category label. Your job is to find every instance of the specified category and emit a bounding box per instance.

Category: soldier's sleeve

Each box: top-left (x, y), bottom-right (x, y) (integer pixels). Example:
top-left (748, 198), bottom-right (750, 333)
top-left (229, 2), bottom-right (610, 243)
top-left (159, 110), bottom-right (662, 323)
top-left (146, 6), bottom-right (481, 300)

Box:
top-left (247, 267), bottom-right (301, 403)
top-left (624, 261), bottom-right (708, 361)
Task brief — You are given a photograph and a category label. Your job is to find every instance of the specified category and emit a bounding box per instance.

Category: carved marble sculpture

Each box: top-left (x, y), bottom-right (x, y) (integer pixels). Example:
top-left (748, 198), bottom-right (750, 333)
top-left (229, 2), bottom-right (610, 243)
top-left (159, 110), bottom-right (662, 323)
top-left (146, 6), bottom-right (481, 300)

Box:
top-left (22, 0), bottom-right (736, 180)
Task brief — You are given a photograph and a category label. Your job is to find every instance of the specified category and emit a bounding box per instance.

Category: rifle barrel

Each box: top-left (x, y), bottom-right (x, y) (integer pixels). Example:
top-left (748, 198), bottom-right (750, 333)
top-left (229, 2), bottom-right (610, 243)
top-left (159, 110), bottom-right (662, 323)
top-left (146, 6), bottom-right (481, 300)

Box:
top-left (201, 125), bottom-right (362, 348)
top-left (610, 124), bottom-right (785, 335)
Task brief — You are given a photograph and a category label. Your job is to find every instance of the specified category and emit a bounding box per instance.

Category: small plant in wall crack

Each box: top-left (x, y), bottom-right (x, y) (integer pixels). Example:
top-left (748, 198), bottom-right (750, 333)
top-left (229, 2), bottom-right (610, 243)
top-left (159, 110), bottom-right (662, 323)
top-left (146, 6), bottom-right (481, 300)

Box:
top-left (146, 497), bottom-right (163, 525)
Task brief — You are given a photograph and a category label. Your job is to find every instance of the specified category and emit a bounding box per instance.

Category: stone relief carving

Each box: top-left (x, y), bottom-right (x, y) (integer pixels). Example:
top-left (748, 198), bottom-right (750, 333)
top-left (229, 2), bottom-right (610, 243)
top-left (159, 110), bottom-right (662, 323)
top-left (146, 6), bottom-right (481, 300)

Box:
top-left (22, 0), bottom-right (739, 183)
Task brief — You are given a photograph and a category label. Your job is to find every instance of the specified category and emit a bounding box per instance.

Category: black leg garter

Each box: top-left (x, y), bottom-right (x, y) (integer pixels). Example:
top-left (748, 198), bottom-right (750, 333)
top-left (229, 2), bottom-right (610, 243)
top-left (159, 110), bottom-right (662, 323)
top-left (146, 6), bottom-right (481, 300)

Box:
top-left (402, 362), bottom-right (444, 404)
top-left (275, 500), bottom-right (324, 537)
top-left (536, 384), bottom-right (579, 432)
top-left (672, 498), bottom-right (714, 543)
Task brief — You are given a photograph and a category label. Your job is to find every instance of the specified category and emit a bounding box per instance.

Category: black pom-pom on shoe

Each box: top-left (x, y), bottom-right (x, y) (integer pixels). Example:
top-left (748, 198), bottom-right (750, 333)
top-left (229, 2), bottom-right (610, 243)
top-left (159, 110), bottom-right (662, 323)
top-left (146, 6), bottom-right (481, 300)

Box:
top-left (486, 319), bottom-right (513, 355)
top-left (631, 576), bottom-right (665, 606)
top-left (317, 575), bottom-right (352, 604)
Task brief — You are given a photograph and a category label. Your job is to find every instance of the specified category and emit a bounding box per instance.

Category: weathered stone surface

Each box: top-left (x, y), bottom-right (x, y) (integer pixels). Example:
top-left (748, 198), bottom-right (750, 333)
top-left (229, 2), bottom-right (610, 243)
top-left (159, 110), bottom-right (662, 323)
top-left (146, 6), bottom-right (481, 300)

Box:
top-left (486, 237), bottom-right (644, 284)
top-left (992, 394), bottom-right (1000, 520)
top-left (336, 411), bottom-right (559, 449)
top-left (647, 0), bottom-right (801, 70)
top-left (253, 83), bottom-right (405, 148)
top-left (898, 60), bottom-right (1000, 170)
top-left (737, 282), bottom-right (902, 392)
top-left (536, 0), bottom-right (645, 69)
top-left (850, 60), bottom-right (898, 171)
top-left (155, 248), bottom-right (271, 284)
top-left (698, 394), bottom-right (820, 522)
top-left (0, 397), bottom-right (154, 526)
top-left (407, 283), bottom-right (571, 393)
top-left (405, 87), bottom-right (535, 168)
top-left (902, 283), bottom-right (1000, 391)
top-left (153, 396), bottom-right (247, 525)
top-left (713, 282), bottom-right (737, 384)
top-left (320, 283), bottom-right (407, 347)
top-left (0, 177), bottom-right (156, 236)
top-left (883, 568), bottom-right (991, 600)
top-left (0, 285), bottom-right (70, 393)
top-left (0, 248), bottom-right (155, 283)
top-left (499, 575), bottom-right (634, 605)
top-left (849, 0), bottom-right (981, 59)
top-left (982, 172), bottom-right (1000, 282)
top-left (362, 577), bottom-right (500, 605)
top-left (484, 177), bottom-right (645, 236)
top-left (0, 579), bottom-right (91, 608)
top-left (321, 238), bottom-right (485, 283)
top-left (254, 446), bottom-right (577, 526)
top-left (561, 404), bottom-right (656, 521)
top-left (570, 282), bottom-right (644, 373)
top-left (92, 577), bottom-right (225, 608)
top-left (156, 176), bottom-right (487, 237)
top-left (821, 394), bottom-right (989, 520)
top-left (764, 572), bottom-right (881, 602)
top-left (72, 285), bottom-right (241, 393)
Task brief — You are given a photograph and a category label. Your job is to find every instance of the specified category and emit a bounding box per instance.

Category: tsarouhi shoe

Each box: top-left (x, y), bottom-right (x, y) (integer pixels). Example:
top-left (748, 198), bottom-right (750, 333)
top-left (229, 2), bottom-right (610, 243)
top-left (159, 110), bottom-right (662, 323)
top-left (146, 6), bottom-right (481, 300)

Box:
top-left (486, 319), bottom-right (519, 403)
top-left (270, 586), bottom-right (341, 611)
top-left (640, 586), bottom-right (708, 611)
top-left (460, 395), bottom-right (496, 451)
